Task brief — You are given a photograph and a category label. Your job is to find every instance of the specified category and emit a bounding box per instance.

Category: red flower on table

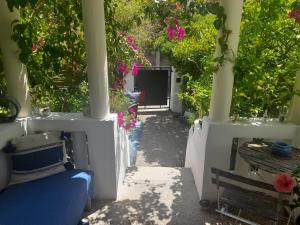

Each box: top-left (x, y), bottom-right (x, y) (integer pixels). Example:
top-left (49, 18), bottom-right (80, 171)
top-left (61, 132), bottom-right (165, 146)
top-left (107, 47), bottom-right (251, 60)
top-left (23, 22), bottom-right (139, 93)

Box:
top-left (273, 173), bottom-right (296, 193)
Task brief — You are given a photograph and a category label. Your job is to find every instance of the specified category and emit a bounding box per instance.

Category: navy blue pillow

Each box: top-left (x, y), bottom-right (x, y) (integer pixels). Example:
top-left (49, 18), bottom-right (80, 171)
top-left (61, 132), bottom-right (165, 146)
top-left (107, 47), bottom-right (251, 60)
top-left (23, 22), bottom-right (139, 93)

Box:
top-left (10, 143), bottom-right (64, 173)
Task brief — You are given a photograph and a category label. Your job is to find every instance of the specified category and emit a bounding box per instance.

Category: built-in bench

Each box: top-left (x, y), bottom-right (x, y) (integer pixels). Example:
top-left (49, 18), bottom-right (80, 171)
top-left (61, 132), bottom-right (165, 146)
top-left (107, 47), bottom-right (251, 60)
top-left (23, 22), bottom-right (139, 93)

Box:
top-left (0, 169), bottom-right (93, 225)
top-left (211, 167), bottom-right (289, 225)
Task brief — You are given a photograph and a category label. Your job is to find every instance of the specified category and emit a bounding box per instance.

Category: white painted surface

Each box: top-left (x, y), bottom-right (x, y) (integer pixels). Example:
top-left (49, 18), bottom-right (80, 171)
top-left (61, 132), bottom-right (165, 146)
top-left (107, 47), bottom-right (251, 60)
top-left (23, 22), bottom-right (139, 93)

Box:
top-left (114, 124), bottom-right (130, 196)
top-left (185, 117), bottom-right (300, 201)
top-left (0, 123), bottom-right (25, 190)
top-left (124, 72), bottom-right (135, 92)
top-left (288, 71), bottom-right (300, 124)
top-left (26, 112), bottom-right (130, 200)
top-left (155, 50), bottom-right (160, 67)
top-left (170, 68), bottom-right (182, 113)
top-left (0, 1), bottom-right (31, 117)
top-left (71, 132), bottom-right (89, 170)
top-left (209, 0), bottom-right (243, 122)
top-left (82, 0), bottom-right (110, 119)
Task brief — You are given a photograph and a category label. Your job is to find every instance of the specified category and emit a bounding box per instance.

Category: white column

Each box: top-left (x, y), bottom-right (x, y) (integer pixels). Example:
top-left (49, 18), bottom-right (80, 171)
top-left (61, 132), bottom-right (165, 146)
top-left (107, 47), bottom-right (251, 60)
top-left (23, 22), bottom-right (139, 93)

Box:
top-left (0, 0), bottom-right (31, 117)
top-left (209, 0), bottom-right (243, 122)
top-left (288, 71), bottom-right (300, 125)
top-left (170, 67), bottom-right (182, 113)
top-left (82, 0), bottom-right (110, 119)
top-left (72, 132), bottom-right (89, 170)
top-left (155, 50), bottom-right (160, 67)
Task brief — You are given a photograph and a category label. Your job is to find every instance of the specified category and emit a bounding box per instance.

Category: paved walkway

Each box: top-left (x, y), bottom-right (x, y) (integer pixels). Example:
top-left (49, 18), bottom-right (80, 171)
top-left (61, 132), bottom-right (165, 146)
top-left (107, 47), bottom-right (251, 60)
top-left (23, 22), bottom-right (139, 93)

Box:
top-left (135, 111), bottom-right (189, 167)
top-left (83, 111), bottom-right (276, 224)
top-left (84, 167), bottom-right (232, 225)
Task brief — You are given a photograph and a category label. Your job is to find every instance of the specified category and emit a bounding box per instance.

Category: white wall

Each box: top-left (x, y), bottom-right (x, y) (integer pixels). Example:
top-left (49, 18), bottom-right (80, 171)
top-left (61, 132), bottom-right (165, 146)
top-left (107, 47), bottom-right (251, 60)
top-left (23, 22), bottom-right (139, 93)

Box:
top-left (27, 113), bottom-right (130, 200)
top-left (0, 113), bottom-right (130, 200)
top-left (170, 68), bottom-right (182, 113)
top-left (185, 117), bottom-right (300, 201)
top-left (124, 72), bottom-right (135, 92)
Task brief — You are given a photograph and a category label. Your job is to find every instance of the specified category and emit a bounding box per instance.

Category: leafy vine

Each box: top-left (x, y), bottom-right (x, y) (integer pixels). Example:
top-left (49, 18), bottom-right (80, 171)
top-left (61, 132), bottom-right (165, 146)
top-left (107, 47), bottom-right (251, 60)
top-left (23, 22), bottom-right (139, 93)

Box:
top-left (190, 1), bottom-right (231, 72)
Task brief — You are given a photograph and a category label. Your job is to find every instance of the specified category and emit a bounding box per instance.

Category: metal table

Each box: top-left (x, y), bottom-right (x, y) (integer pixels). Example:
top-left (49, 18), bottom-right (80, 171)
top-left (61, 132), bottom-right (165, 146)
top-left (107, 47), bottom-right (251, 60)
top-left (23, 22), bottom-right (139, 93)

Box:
top-left (238, 141), bottom-right (300, 175)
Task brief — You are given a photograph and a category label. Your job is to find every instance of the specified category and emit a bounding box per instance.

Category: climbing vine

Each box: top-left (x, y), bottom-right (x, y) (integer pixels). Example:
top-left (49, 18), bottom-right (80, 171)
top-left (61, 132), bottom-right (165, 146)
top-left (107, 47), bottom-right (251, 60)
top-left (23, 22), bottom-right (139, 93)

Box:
top-left (3, 0), bottom-right (149, 115)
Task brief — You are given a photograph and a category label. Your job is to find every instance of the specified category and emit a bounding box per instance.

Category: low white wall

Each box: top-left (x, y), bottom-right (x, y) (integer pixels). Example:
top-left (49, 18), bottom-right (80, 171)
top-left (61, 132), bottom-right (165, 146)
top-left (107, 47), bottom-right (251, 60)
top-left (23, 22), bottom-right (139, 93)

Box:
top-left (27, 112), bottom-right (130, 200)
top-left (0, 113), bottom-right (130, 200)
top-left (185, 117), bottom-right (300, 201)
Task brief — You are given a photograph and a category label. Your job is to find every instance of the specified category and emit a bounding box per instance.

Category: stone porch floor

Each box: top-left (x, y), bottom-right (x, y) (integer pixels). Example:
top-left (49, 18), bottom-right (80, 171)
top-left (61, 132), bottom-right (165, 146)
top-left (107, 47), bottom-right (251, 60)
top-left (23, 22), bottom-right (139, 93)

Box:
top-left (84, 167), bottom-right (234, 225)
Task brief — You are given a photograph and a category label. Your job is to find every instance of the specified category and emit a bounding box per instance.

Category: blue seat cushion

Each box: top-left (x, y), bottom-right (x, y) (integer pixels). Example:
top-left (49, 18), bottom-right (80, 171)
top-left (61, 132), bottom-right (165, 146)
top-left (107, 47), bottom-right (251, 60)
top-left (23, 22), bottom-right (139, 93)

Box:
top-left (0, 169), bottom-right (93, 225)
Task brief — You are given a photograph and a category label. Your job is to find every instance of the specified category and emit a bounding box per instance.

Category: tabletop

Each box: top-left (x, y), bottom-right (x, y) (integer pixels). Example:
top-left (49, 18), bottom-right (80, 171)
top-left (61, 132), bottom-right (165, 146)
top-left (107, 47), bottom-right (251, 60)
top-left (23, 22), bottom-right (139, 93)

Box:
top-left (238, 141), bottom-right (300, 176)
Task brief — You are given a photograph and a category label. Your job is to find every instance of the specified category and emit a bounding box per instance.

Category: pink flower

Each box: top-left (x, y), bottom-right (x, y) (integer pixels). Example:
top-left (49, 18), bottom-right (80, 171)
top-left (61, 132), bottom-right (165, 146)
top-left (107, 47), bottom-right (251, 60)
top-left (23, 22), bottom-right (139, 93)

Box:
top-left (117, 112), bottom-right (124, 126)
top-left (177, 27), bottom-right (185, 41)
top-left (132, 64), bottom-right (139, 76)
top-left (129, 106), bottom-right (137, 114)
top-left (131, 43), bottom-right (138, 51)
top-left (166, 26), bottom-right (177, 40)
top-left (273, 173), bottom-right (296, 193)
top-left (118, 63), bottom-right (127, 73)
top-left (32, 44), bottom-right (38, 52)
top-left (127, 35), bottom-right (133, 44)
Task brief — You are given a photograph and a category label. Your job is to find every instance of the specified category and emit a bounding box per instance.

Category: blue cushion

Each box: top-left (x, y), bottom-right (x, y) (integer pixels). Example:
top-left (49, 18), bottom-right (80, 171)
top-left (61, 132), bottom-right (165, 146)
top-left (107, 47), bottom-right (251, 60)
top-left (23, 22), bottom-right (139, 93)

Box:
top-left (11, 143), bottom-right (64, 172)
top-left (0, 169), bottom-right (93, 225)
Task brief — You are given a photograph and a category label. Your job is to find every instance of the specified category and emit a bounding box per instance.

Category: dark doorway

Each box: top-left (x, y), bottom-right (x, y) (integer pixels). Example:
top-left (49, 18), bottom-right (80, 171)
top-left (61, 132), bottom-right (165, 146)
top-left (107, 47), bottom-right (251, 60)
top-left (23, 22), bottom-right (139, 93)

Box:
top-left (134, 66), bottom-right (171, 108)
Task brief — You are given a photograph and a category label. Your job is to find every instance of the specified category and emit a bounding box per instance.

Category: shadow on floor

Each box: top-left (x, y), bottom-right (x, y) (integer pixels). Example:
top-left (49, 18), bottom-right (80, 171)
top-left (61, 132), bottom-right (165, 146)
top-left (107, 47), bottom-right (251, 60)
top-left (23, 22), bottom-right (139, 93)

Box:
top-left (84, 167), bottom-right (235, 225)
top-left (135, 111), bottom-right (189, 167)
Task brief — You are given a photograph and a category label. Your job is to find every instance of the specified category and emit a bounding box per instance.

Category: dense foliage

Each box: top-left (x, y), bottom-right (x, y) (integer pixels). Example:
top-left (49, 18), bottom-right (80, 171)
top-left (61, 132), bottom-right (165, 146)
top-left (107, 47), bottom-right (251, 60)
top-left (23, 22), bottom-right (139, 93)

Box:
top-left (1, 0), bottom-right (148, 114)
top-left (233, 0), bottom-right (300, 117)
top-left (1, 0), bottom-right (300, 119)
top-left (146, 0), bottom-right (300, 118)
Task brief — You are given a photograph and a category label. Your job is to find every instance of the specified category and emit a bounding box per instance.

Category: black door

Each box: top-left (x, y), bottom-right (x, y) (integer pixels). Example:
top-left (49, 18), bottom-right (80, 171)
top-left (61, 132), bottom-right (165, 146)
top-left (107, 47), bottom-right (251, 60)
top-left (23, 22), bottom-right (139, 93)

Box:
top-left (134, 67), bottom-right (170, 107)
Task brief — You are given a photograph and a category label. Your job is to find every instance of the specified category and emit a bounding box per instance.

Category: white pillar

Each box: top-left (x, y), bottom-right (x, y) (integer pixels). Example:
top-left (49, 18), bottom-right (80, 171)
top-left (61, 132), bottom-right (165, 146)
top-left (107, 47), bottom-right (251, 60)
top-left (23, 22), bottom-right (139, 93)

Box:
top-left (0, 0), bottom-right (31, 117)
top-left (170, 67), bottom-right (182, 113)
top-left (155, 50), bottom-right (160, 67)
top-left (209, 0), bottom-right (243, 122)
top-left (82, 0), bottom-right (110, 119)
top-left (288, 71), bottom-right (300, 124)
top-left (72, 132), bottom-right (89, 170)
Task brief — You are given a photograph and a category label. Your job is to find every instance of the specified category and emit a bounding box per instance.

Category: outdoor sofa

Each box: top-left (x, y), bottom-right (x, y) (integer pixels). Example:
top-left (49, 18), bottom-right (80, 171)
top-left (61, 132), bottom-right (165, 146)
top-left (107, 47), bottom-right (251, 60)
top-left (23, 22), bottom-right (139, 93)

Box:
top-left (0, 132), bottom-right (93, 225)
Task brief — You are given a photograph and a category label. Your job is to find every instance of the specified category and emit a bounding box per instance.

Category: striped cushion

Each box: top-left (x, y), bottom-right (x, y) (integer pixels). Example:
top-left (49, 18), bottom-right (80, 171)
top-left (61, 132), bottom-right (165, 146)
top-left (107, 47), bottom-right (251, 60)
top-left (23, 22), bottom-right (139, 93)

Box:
top-left (11, 142), bottom-right (64, 173)
top-left (7, 133), bottom-right (67, 186)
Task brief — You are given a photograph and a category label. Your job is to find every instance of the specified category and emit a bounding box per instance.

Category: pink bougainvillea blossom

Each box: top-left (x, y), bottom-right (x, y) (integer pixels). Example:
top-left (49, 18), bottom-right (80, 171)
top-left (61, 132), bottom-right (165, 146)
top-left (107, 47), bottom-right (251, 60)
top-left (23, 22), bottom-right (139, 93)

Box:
top-left (177, 27), bottom-right (185, 41)
top-left (32, 37), bottom-right (46, 52)
top-left (129, 106), bottom-right (137, 114)
top-left (118, 63), bottom-right (127, 73)
top-left (132, 63), bottom-right (139, 76)
top-left (166, 26), bottom-right (177, 40)
top-left (32, 44), bottom-right (38, 52)
top-left (126, 35), bottom-right (138, 51)
top-left (131, 43), bottom-right (138, 51)
top-left (117, 112), bottom-right (124, 127)
top-left (289, 8), bottom-right (300, 24)
top-left (166, 24), bottom-right (185, 41)
top-left (273, 173), bottom-right (296, 193)
top-left (127, 35), bottom-right (134, 44)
